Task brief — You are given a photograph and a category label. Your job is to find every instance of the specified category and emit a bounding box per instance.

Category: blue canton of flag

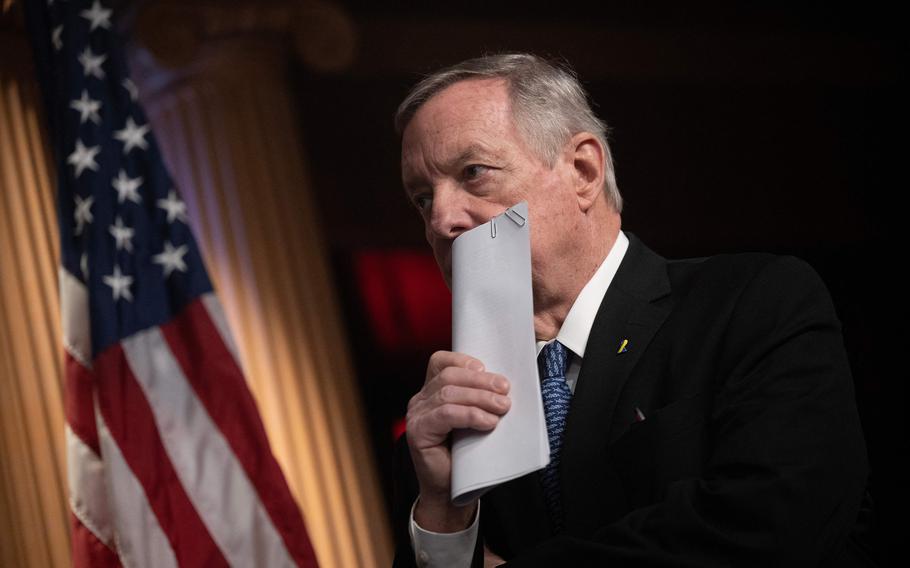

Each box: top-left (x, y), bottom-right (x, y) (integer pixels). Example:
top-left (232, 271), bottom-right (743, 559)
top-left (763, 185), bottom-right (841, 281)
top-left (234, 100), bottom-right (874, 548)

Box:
top-left (37, 0), bottom-right (212, 357)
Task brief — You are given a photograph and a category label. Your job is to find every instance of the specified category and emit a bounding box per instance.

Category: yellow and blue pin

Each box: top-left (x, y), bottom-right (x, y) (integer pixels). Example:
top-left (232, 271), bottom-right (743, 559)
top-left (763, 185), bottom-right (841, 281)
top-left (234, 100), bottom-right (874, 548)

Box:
top-left (617, 338), bottom-right (629, 354)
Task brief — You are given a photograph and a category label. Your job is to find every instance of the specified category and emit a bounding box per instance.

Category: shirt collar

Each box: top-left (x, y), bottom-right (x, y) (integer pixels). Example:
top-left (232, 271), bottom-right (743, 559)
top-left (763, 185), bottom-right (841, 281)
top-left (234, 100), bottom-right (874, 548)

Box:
top-left (536, 231), bottom-right (629, 358)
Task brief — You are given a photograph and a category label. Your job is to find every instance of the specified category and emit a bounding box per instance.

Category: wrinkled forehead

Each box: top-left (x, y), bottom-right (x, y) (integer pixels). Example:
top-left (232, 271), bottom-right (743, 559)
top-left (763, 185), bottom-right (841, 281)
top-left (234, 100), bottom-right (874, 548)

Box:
top-left (406, 79), bottom-right (512, 134)
top-left (399, 79), bottom-right (519, 170)
top-left (402, 77), bottom-right (511, 133)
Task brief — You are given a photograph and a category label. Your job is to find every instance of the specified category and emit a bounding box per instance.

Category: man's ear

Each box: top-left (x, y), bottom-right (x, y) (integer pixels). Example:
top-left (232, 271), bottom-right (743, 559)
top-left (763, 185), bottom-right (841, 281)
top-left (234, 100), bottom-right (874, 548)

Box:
top-left (568, 132), bottom-right (605, 213)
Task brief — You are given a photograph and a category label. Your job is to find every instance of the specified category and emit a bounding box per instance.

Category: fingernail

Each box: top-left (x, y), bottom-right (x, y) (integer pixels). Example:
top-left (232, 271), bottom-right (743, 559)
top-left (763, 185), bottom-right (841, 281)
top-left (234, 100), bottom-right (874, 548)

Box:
top-left (467, 360), bottom-right (485, 371)
top-left (496, 395), bottom-right (510, 408)
top-left (494, 377), bottom-right (508, 391)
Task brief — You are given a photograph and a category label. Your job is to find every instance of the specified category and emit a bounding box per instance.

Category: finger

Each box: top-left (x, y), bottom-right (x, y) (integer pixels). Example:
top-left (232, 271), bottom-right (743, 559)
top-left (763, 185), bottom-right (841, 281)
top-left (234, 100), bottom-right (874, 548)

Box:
top-left (426, 350), bottom-right (485, 379)
top-left (431, 383), bottom-right (511, 416)
top-left (408, 371), bottom-right (509, 415)
top-left (416, 404), bottom-right (502, 441)
top-left (410, 369), bottom-right (508, 413)
top-left (433, 363), bottom-right (508, 388)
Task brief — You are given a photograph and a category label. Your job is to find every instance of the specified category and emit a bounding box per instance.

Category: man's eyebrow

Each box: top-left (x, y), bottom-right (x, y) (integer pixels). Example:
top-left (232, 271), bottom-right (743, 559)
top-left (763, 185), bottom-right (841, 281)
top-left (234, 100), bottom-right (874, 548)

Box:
top-left (448, 144), bottom-right (491, 168)
top-left (400, 155), bottom-right (424, 194)
top-left (402, 144), bottom-right (497, 193)
top-left (401, 170), bottom-right (426, 195)
top-left (452, 144), bottom-right (489, 164)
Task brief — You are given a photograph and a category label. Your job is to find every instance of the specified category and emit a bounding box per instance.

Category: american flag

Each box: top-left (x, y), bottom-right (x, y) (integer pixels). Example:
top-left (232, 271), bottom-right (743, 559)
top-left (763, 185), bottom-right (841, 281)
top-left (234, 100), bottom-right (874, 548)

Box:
top-left (24, 1), bottom-right (318, 566)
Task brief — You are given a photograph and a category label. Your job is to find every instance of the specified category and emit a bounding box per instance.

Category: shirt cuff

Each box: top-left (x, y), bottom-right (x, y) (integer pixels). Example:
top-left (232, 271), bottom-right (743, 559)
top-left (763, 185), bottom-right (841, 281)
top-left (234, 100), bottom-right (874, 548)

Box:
top-left (408, 498), bottom-right (479, 568)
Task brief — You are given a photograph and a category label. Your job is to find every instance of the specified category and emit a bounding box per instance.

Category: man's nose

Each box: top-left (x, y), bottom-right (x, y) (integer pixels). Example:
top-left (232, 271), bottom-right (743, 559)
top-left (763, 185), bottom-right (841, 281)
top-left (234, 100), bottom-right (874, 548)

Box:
top-left (428, 188), bottom-right (473, 240)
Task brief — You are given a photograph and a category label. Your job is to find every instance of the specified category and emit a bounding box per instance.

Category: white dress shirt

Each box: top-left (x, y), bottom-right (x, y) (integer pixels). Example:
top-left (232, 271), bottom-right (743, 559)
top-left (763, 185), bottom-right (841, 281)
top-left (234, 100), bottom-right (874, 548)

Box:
top-left (410, 232), bottom-right (630, 567)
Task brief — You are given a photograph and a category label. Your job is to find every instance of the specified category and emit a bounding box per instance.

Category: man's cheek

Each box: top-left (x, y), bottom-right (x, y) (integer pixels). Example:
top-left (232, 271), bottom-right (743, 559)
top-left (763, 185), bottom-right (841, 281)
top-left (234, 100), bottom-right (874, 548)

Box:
top-left (437, 255), bottom-right (453, 289)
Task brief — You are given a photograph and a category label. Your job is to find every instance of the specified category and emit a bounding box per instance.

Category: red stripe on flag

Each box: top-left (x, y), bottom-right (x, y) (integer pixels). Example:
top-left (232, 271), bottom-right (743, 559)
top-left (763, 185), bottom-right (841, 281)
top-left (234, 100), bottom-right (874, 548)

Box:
top-left (94, 343), bottom-right (229, 568)
top-left (70, 512), bottom-right (121, 568)
top-left (160, 298), bottom-right (317, 567)
top-left (65, 352), bottom-right (100, 454)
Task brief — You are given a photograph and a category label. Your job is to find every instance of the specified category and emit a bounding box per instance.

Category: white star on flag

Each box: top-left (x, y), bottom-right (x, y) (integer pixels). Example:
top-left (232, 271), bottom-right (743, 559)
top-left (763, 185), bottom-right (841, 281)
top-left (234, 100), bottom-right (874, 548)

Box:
top-left (103, 265), bottom-right (134, 302)
top-left (67, 139), bottom-right (101, 178)
top-left (80, 0), bottom-right (113, 31)
top-left (70, 89), bottom-right (102, 124)
top-left (74, 194), bottom-right (94, 236)
top-left (122, 78), bottom-right (139, 101)
top-left (52, 25), bottom-right (63, 51)
top-left (77, 46), bottom-right (107, 79)
top-left (80, 252), bottom-right (88, 280)
top-left (157, 190), bottom-right (188, 223)
top-left (111, 169), bottom-right (143, 204)
top-left (114, 117), bottom-right (150, 154)
top-left (153, 241), bottom-right (189, 277)
top-left (109, 216), bottom-right (135, 252)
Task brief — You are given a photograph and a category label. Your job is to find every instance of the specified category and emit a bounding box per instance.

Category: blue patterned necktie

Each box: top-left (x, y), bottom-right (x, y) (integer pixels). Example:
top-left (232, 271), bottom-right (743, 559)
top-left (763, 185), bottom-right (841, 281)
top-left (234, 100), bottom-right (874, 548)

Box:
top-left (539, 340), bottom-right (571, 533)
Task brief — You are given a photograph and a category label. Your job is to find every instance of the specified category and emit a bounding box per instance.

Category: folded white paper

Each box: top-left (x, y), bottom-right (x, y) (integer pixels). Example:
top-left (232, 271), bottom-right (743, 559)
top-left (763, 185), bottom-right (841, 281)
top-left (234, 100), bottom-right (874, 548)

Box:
top-left (450, 201), bottom-right (549, 506)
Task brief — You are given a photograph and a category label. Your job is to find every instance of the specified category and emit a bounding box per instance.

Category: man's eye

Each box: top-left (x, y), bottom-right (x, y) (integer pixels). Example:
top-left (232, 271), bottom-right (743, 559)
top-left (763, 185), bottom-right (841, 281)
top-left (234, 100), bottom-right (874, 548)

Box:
top-left (413, 195), bottom-right (432, 212)
top-left (463, 164), bottom-right (488, 180)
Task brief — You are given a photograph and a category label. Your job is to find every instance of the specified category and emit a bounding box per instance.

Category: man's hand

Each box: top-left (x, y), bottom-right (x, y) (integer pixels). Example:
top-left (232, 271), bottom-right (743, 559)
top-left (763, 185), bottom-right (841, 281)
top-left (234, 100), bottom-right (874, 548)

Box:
top-left (407, 351), bottom-right (511, 532)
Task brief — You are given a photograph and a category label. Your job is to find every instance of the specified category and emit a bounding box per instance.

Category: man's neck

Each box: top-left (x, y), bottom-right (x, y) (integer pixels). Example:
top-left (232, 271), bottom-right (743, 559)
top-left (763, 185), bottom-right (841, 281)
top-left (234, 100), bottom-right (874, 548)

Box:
top-left (533, 218), bottom-right (620, 340)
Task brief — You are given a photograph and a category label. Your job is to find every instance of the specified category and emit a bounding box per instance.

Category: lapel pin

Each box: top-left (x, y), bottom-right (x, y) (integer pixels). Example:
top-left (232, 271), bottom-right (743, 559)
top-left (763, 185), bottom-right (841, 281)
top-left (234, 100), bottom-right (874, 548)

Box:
top-left (617, 338), bottom-right (629, 354)
top-left (634, 407), bottom-right (647, 422)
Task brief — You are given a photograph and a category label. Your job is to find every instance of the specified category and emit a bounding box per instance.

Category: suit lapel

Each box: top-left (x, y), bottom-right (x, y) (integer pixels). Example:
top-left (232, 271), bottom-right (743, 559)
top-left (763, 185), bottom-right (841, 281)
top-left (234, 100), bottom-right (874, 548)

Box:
top-left (560, 234), bottom-right (672, 535)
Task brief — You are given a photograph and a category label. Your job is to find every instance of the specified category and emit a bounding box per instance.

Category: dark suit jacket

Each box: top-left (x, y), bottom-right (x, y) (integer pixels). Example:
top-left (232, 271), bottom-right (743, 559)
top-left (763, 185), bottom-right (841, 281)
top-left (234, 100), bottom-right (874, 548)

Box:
top-left (393, 234), bottom-right (874, 566)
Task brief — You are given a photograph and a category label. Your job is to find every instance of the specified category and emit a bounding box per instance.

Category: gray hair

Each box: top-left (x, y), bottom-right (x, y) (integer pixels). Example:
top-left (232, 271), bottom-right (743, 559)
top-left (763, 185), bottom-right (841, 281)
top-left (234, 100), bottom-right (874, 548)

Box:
top-left (395, 53), bottom-right (622, 212)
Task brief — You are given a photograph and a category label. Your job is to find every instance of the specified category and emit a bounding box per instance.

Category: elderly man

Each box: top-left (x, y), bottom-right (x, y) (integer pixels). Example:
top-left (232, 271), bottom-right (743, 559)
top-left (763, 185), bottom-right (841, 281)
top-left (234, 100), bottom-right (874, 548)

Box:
top-left (392, 53), bottom-right (872, 567)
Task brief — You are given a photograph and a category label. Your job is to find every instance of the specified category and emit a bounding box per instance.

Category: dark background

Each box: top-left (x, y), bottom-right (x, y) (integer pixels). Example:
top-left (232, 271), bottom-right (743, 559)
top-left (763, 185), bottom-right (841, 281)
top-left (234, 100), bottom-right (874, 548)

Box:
top-left (293, 1), bottom-right (905, 561)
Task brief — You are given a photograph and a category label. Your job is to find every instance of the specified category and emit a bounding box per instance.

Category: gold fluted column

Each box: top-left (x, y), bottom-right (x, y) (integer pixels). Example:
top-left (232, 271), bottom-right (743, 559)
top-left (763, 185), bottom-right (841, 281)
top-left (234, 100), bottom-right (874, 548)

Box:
top-left (0, 30), bottom-right (71, 568)
top-left (129, 5), bottom-right (391, 567)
